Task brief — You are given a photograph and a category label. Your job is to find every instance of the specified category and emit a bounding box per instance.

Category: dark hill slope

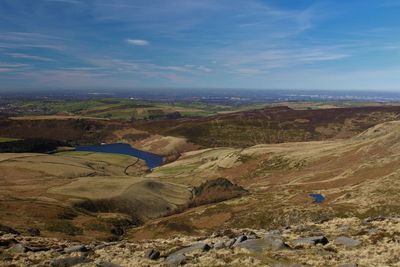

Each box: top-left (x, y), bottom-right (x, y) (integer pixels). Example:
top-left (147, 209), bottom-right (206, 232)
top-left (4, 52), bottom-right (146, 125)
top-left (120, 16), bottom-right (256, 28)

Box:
top-left (136, 106), bottom-right (400, 147)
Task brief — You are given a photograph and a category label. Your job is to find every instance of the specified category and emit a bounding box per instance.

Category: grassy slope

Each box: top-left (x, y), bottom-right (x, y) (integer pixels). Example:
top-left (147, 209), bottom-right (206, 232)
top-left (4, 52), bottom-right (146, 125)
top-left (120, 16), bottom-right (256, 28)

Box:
top-left (129, 120), bottom-right (400, 238)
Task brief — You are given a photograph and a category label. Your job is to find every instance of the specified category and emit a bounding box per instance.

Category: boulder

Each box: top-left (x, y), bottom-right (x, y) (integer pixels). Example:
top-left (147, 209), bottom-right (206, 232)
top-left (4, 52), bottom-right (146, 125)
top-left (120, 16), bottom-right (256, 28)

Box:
top-left (165, 242), bottom-right (210, 266)
top-left (224, 238), bottom-right (236, 248)
top-left (334, 237), bottom-right (361, 247)
top-left (213, 241), bottom-right (226, 249)
top-left (8, 243), bottom-right (27, 253)
top-left (64, 244), bottom-right (89, 253)
top-left (232, 235), bottom-right (247, 247)
top-left (264, 233), bottom-right (288, 250)
top-left (26, 245), bottom-right (50, 252)
top-left (292, 236), bottom-right (329, 248)
top-left (0, 224), bottom-right (20, 235)
top-left (145, 249), bottom-right (160, 260)
top-left (50, 256), bottom-right (91, 267)
top-left (95, 260), bottom-right (122, 267)
top-left (237, 233), bottom-right (288, 252)
top-left (0, 238), bottom-right (18, 248)
top-left (165, 253), bottom-right (187, 266)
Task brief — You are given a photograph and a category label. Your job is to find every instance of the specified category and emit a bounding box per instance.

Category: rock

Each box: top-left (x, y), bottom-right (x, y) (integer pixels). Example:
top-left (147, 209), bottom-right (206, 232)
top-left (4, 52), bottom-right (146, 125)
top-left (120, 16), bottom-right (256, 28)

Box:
top-left (165, 253), bottom-right (187, 266)
top-left (232, 235), bottom-right (247, 246)
top-left (213, 241), bottom-right (226, 249)
top-left (64, 244), bottom-right (89, 253)
top-left (292, 236), bottom-right (329, 248)
top-left (0, 224), bottom-right (20, 235)
top-left (244, 231), bottom-right (259, 240)
top-left (95, 244), bottom-right (107, 250)
top-left (264, 233), bottom-right (288, 250)
top-left (27, 228), bottom-right (40, 236)
top-left (95, 260), bottom-right (122, 267)
top-left (237, 233), bottom-right (288, 252)
top-left (25, 245), bottom-right (50, 252)
top-left (334, 237), bottom-right (361, 247)
top-left (0, 238), bottom-right (18, 248)
top-left (8, 243), bottom-right (27, 253)
top-left (165, 242), bottom-right (210, 266)
top-left (271, 264), bottom-right (304, 267)
top-left (224, 238), bottom-right (236, 248)
top-left (50, 256), bottom-right (91, 267)
top-left (145, 248), bottom-right (160, 260)
top-left (339, 264), bottom-right (358, 267)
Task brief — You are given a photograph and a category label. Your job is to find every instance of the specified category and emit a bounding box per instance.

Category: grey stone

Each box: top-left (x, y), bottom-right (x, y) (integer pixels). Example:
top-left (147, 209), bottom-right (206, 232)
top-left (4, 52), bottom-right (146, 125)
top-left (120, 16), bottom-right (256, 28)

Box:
top-left (0, 224), bottom-right (20, 235)
top-left (271, 264), bottom-right (304, 267)
top-left (334, 237), bottom-right (361, 247)
top-left (213, 241), bottom-right (226, 249)
top-left (292, 236), bottom-right (329, 248)
top-left (64, 244), bottom-right (89, 253)
top-left (165, 253), bottom-right (187, 266)
top-left (26, 245), bottom-right (50, 252)
top-left (165, 242), bottom-right (210, 266)
top-left (95, 244), bottom-right (107, 250)
top-left (50, 256), bottom-right (91, 267)
top-left (95, 260), bottom-right (122, 267)
top-left (264, 233), bottom-right (288, 250)
top-left (339, 264), bottom-right (358, 267)
top-left (232, 235), bottom-right (247, 246)
top-left (145, 249), bottom-right (160, 260)
top-left (237, 234), bottom-right (288, 253)
top-left (8, 243), bottom-right (26, 253)
top-left (0, 238), bottom-right (18, 248)
top-left (224, 238), bottom-right (236, 248)
top-left (246, 234), bottom-right (259, 240)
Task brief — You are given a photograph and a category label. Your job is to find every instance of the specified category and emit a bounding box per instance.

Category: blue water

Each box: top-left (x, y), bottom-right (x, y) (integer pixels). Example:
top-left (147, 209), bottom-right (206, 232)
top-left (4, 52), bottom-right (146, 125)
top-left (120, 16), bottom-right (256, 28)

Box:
top-left (309, 194), bottom-right (325, 203)
top-left (75, 143), bottom-right (164, 169)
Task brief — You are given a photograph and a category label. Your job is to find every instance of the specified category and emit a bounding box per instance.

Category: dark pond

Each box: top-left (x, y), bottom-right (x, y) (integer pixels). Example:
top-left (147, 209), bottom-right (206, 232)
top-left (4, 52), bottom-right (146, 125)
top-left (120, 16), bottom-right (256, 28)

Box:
top-left (309, 194), bottom-right (325, 203)
top-left (75, 143), bottom-right (164, 169)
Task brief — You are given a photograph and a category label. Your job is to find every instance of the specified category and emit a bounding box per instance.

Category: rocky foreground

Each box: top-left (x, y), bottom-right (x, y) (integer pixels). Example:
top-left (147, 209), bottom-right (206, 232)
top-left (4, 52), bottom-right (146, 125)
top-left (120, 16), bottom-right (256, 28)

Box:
top-left (0, 216), bottom-right (399, 267)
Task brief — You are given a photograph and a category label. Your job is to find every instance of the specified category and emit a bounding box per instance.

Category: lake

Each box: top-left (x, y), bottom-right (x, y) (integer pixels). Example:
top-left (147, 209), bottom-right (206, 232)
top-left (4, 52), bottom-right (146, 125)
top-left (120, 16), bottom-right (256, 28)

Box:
top-left (75, 143), bottom-right (164, 169)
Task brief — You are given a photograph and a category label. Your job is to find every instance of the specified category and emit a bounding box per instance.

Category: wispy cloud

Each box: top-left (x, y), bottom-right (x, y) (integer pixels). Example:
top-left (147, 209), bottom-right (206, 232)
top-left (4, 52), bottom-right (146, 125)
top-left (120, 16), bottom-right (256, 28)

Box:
top-left (0, 62), bottom-right (29, 74)
top-left (126, 39), bottom-right (149, 46)
top-left (7, 53), bottom-right (54, 62)
top-left (0, 32), bottom-right (64, 51)
top-left (44, 0), bottom-right (82, 5)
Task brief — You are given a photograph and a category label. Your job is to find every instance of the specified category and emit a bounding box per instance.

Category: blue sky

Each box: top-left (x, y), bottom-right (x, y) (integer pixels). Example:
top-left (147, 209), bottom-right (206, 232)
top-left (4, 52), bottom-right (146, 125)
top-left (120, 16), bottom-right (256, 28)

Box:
top-left (1, 0), bottom-right (400, 90)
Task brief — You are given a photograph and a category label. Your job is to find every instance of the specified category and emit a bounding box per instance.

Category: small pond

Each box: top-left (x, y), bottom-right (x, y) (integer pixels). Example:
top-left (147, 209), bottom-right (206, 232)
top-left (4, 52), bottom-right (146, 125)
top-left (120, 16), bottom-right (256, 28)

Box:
top-left (75, 143), bottom-right (164, 169)
top-left (309, 193), bottom-right (325, 203)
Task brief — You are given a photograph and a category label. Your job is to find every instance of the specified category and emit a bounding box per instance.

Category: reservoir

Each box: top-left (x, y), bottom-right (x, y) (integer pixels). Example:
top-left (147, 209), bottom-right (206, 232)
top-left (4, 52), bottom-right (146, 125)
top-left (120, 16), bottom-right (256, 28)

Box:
top-left (75, 143), bottom-right (164, 169)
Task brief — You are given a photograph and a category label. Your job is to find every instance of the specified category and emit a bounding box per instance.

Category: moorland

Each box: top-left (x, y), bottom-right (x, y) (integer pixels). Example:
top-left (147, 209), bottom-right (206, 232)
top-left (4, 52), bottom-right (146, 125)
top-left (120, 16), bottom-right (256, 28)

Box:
top-left (0, 97), bottom-right (399, 266)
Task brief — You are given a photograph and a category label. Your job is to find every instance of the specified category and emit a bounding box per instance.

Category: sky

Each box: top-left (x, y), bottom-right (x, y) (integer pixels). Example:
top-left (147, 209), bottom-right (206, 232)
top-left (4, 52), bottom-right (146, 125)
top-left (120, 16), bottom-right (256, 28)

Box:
top-left (1, 0), bottom-right (400, 91)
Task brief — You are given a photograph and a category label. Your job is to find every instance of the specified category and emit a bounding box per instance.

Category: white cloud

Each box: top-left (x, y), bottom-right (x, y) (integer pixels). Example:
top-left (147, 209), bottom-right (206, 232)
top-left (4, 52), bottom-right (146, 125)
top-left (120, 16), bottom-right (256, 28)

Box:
top-left (126, 39), bottom-right (149, 46)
